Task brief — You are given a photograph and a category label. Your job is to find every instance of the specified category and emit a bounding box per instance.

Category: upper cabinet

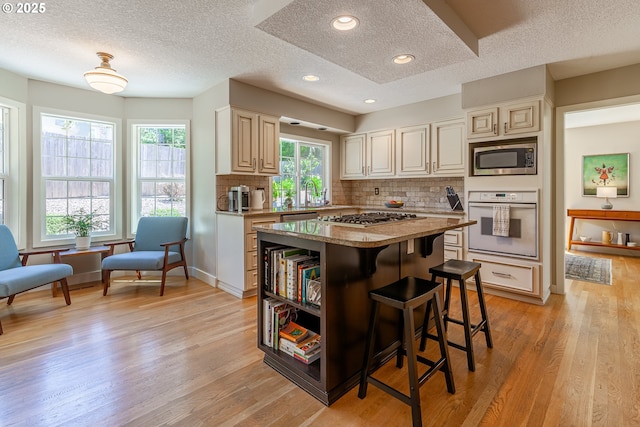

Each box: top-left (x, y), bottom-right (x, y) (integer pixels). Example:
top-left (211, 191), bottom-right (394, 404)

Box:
top-left (467, 100), bottom-right (540, 139)
top-left (431, 118), bottom-right (465, 176)
top-left (342, 118), bottom-right (464, 180)
top-left (216, 106), bottom-right (280, 175)
top-left (340, 130), bottom-right (395, 179)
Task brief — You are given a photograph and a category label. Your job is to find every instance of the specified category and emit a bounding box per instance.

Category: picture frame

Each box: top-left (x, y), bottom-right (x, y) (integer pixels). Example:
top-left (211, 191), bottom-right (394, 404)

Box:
top-left (582, 153), bottom-right (629, 197)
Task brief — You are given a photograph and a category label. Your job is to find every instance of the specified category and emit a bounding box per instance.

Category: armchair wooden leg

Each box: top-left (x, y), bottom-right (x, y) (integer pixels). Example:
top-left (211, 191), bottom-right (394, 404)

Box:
top-left (160, 270), bottom-right (167, 296)
top-left (103, 271), bottom-right (111, 296)
top-left (0, 318), bottom-right (3, 335)
top-left (7, 295), bottom-right (15, 305)
top-left (136, 270), bottom-right (142, 280)
top-left (183, 264), bottom-right (189, 280)
top-left (60, 278), bottom-right (71, 305)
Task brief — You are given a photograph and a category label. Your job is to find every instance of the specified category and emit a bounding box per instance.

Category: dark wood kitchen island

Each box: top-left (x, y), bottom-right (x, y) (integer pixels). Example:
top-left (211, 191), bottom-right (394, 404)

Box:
top-left (254, 216), bottom-right (476, 405)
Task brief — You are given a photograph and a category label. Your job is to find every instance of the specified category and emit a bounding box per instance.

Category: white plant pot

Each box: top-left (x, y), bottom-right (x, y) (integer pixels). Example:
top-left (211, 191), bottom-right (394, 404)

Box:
top-left (75, 236), bottom-right (91, 250)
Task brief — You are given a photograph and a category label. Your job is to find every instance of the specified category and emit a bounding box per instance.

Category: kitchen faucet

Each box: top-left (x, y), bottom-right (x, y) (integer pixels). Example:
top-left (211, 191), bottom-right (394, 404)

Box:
top-left (304, 181), bottom-right (319, 208)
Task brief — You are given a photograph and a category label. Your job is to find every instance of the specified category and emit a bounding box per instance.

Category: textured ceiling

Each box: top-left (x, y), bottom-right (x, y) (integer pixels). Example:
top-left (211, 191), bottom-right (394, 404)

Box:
top-left (1, 0), bottom-right (640, 115)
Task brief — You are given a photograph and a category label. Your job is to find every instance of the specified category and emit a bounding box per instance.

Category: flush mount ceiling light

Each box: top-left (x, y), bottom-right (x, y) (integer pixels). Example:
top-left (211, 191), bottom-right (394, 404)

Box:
top-left (363, 99), bottom-right (376, 104)
top-left (302, 74), bottom-right (320, 82)
top-left (392, 54), bottom-right (415, 65)
top-left (84, 52), bottom-right (128, 94)
top-left (331, 15), bottom-right (359, 31)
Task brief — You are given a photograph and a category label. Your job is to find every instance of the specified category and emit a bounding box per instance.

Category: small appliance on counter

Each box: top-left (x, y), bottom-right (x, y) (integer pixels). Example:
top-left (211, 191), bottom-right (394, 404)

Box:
top-left (228, 185), bottom-right (249, 212)
top-left (250, 189), bottom-right (266, 209)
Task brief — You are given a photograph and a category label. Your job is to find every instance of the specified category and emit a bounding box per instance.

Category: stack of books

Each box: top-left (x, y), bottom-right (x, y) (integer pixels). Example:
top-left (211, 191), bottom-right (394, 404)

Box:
top-left (262, 298), bottom-right (296, 350)
top-left (278, 323), bottom-right (321, 365)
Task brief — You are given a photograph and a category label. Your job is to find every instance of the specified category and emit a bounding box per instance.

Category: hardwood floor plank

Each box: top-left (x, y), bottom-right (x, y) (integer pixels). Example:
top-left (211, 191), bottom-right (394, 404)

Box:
top-left (1, 255), bottom-right (640, 426)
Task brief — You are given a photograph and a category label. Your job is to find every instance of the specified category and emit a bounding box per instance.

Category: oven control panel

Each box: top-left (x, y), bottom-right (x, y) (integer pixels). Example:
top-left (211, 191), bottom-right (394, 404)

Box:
top-left (478, 192), bottom-right (522, 202)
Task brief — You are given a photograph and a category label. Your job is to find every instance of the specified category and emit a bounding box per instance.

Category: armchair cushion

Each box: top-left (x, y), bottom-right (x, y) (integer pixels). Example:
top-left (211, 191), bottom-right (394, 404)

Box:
top-left (133, 217), bottom-right (188, 252)
top-left (0, 264), bottom-right (73, 297)
top-left (101, 251), bottom-right (183, 271)
top-left (0, 226), bottom-right (22, 271)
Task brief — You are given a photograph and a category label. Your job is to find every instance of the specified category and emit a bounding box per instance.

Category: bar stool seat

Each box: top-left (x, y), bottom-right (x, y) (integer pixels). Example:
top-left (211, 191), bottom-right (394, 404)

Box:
top-left (358, 276), bottom-right (455, 427)
top-left (420, 259), bottom-right (493, 372)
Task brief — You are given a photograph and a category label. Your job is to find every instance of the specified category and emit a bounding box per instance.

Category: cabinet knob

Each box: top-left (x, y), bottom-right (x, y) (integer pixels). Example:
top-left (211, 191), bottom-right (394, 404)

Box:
top-left (426, 162), bottom-right (430, 174)
top-left (493, 123), bottom-right (497, 134)
top-left (362, 166), bottom-right (365, 176)
top-left (504, 122), bottom-right (508, 134)
top-left (433, 161), bottom-right (436, 172)
top-left (253, 159), bottom-right (257, 170)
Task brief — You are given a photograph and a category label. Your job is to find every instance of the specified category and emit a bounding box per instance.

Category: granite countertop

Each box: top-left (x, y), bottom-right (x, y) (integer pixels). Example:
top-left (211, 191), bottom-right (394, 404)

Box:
top-left (253, 216), bottom-right (476, 248)
top-left (217, 205), bottom-right (465, 218)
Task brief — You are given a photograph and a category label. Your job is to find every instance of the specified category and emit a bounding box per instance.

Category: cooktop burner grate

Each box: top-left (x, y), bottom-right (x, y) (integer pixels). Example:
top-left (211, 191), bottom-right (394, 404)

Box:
top-left (317, 212), bottom-right (418, 227)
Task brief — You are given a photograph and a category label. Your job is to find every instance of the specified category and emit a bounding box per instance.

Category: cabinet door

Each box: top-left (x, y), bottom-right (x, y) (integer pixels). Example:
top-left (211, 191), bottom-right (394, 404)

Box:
top-left (396, 125), bottom-right (430, 176)
top-left (502, 100), bottom-right (540, 135)
top-left (231, 109), bottom-right (258, 173)
top-left (367, 129), bottom-right (395, 177)
top-left (467, 107), bottom-right (498, 139)
top-left (340, 134), bottom-right (366, 179)
top-left (432, 118), bottom-right (465, 176)
top-left (258, 115), bottom-right (280, 175)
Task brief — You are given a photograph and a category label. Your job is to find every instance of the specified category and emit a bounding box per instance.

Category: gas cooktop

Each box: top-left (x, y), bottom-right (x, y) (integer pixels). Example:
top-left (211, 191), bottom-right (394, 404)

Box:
top-left (316, 212), bottom-right (419, 227)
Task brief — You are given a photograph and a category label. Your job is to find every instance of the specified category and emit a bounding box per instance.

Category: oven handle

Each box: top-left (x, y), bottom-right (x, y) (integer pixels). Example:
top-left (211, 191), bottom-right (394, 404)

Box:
top-left (468, 202), bottom-right (536, 209)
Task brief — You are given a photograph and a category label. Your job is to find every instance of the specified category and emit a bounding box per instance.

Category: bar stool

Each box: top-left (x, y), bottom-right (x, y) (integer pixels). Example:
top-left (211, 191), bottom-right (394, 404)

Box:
top-left (420, 259), bottom-right (492, 372)
top-left (358, 276), bottom-right (455, 427)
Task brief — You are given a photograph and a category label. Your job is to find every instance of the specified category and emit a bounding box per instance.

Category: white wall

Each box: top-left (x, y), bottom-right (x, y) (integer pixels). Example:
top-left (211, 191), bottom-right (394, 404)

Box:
top-left (564, 119), bottom-right (640, 253)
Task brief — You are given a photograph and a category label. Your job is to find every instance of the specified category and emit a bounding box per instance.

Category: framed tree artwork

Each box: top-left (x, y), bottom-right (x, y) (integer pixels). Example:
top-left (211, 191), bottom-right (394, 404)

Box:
top-left (582, 153), bottom-right (630, 197)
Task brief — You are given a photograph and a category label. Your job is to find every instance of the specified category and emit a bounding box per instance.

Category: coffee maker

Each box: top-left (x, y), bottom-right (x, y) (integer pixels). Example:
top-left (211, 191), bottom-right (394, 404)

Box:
top-left (228, 185), bottom-right (250, 212)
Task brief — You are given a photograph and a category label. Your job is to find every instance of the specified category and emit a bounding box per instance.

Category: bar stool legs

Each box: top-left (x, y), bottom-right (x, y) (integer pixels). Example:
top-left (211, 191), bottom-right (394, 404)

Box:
top-left (420, 260), bottom-right (493, 372)
top-left (358, 277), bottom-right (455, 427)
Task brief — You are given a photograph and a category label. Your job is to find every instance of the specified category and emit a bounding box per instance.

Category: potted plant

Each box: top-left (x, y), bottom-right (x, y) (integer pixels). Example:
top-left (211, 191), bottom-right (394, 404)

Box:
top-left (284, 188), bottom-right (295, 210)
top-left (62, 209), bottom-right (100, 249)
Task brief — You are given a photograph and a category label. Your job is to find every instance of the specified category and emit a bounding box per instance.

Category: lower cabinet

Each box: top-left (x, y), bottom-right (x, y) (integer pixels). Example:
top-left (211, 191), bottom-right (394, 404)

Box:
top-left (216, 214), bottom-right (280, 298)
top-left (444, 229), bottom-right (463, 261)
top-left (470, 255), bottom-right (542, 303)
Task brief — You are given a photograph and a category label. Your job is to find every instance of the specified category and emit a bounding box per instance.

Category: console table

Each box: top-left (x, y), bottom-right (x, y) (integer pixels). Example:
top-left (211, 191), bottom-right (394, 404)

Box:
top-left (567, 209), bottom-right (640, 251)
top-left (51, 246), bottom-right (110, 296)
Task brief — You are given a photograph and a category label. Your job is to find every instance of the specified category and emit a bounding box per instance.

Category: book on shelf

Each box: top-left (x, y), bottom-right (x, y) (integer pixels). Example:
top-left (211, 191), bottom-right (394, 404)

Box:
top-left (306, 278), bottom-right (321, 308)
top-left (275, 247), bottom-right (308, 297)
top-left (279, 330), bottom-right (322, 360)
top-left (278, 320), bottom-right (308, 343)
top-left (300, 264), bottom-right (320, 305)
top-left (263, 245), bottom-right (286, 292)
top-left (285, 254), bottom-right (314, 301)
top-left (262, 297), bottom-right (279, 347)
top-left (293, 346), bottom-right (321, 364)
top-left (272, 302), bottom-right (295, 350)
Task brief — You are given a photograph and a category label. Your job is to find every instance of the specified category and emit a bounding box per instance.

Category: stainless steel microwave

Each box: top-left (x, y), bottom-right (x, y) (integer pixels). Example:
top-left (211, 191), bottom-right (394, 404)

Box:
top-left (471, 138), bottom-right (537, 176)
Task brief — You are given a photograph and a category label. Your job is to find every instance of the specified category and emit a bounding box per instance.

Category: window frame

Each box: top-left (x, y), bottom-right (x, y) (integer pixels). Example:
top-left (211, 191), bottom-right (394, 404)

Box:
top-left (0, 96), bottom-right (27, 249)
top-left (128, 120), bottom-right (190, 237)
top-left (274, 133), bottom-right (331, 209)
top-left (33, 107), bottom-right (122, 248)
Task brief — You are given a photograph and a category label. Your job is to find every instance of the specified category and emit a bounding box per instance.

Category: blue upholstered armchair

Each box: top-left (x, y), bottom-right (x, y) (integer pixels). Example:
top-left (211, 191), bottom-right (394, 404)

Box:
top-left (101, 217), bottom-right (189, 296)
top-left (0, 225), bottom-right (73, 335)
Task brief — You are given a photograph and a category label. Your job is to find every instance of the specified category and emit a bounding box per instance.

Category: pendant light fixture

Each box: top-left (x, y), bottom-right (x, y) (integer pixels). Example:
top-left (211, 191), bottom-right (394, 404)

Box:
top-left (84, 52), bottom-right (128, 94)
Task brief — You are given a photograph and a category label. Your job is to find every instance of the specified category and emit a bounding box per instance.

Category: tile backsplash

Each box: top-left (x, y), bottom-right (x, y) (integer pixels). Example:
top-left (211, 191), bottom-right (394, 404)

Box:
top-left (332, 177), bottom-right (464, 210)
top-left (216, 175), bottom-right (463, 211)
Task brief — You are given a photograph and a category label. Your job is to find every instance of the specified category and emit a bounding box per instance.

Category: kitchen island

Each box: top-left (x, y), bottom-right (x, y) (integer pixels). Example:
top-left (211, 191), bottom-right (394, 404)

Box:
top-left (254, 216), bottom-right (475, 405)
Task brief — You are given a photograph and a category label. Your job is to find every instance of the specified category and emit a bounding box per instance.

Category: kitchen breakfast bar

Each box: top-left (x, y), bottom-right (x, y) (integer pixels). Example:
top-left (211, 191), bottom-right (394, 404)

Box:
top-left (254, 216), bottom-right (476, 405)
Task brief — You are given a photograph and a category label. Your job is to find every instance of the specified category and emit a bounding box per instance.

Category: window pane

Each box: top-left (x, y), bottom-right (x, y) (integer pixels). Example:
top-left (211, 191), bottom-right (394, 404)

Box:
top-left (273, 138), bottom-right (328, 209)
top-left (41, 114), bottom-right (116, 237)
top-left (135, 125), bottom-right (187, 219)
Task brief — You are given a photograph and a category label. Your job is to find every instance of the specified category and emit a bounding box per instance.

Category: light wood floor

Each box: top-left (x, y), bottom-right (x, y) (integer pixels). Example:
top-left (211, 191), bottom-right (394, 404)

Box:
top-left (1, 254), bottom-right (639, 427)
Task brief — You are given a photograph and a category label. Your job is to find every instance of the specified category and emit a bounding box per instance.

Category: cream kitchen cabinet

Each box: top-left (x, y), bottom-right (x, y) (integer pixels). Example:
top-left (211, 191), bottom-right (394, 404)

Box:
top-left (340, 130), bottom-right (395, 179)
top-left (216, 213), bottom-right (280, 298)
top-left (215, 106), bottom-right (280, 175)
top-left (431, 118), bottom-right (465, 176)
top-left (467, 100), bottom-right (540, 139)
top-left (444, 229), bottom-right (464, 261)
top-left (395, 118), bottom-right (464, 177)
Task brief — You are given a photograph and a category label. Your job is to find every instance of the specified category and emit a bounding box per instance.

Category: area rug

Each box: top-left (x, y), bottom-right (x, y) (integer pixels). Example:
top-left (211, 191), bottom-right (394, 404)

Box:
top-left (565, 253), bottom-right (612, 285)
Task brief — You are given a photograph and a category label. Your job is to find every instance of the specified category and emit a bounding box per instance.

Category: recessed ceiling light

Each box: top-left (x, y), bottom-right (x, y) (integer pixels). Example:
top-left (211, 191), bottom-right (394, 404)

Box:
top-left (332, 15), bottom-right (359, 31)
top-left (302, 75), bottom-right (320, 82)
top-left (392, 54), bottom-right (415, 65)
top-left (364, 99), bottom-right (376, 104)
